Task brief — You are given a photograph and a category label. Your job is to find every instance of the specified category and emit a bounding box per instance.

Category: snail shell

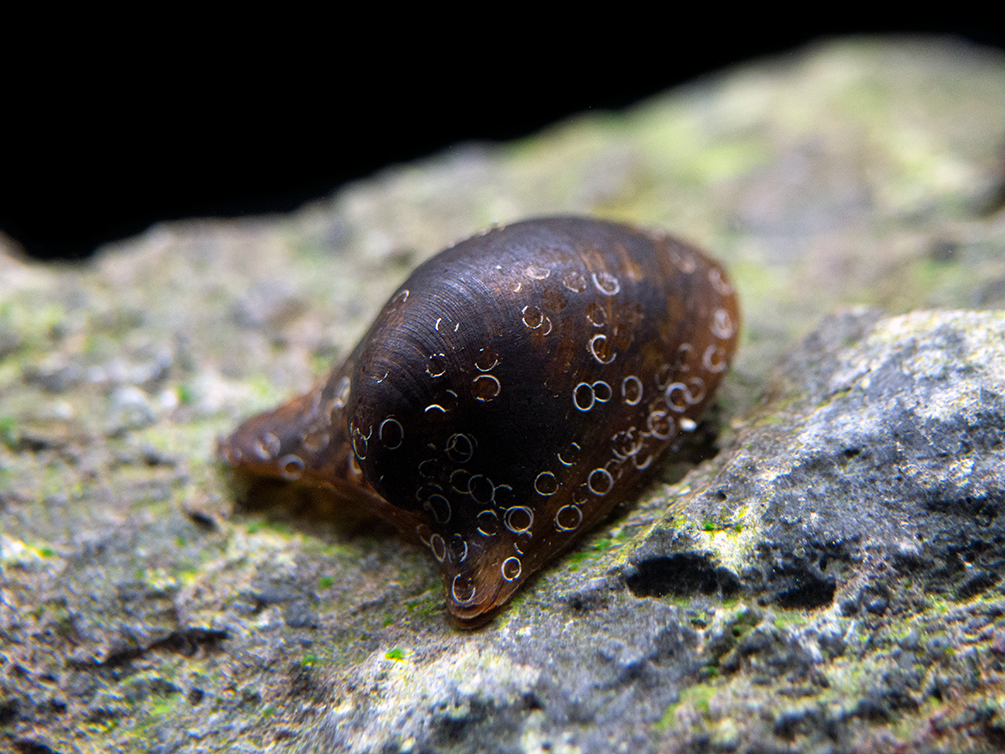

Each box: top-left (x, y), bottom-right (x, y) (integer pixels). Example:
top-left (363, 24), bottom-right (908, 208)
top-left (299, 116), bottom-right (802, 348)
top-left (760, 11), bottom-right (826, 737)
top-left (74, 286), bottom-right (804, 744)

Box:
top-left (219, 216), bottom-right (740, 625)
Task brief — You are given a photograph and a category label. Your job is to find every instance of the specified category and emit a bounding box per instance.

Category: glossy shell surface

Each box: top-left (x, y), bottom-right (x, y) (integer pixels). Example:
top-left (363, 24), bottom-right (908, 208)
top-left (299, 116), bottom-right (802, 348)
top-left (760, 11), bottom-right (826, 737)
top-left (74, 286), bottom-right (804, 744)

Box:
top-left (220, 216), bottom-right (740, 625)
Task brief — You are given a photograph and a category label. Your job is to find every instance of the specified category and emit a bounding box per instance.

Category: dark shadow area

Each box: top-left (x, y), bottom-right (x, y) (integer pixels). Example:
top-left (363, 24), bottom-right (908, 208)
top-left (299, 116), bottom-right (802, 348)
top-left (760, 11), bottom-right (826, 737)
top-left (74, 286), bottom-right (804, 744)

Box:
top-left (225, 470), bottom-right (403, 544)
top-left (772, 573), bottom-right (837, 610)
top-left (76, 628), bottom-right (230, 670)
top-left (626, 553), bottom-right (742, 598)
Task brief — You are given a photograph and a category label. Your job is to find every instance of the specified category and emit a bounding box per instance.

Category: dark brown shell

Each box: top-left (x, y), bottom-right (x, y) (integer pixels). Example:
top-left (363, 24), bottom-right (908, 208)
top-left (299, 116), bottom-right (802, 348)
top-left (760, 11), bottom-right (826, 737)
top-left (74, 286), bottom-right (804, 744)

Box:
top-left (219, 216), bottom-right (740, 625)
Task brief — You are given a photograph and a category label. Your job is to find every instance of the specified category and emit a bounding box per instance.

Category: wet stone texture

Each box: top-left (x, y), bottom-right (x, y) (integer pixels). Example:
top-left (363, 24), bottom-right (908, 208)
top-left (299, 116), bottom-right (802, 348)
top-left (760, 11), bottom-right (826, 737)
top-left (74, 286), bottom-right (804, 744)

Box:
top-left (2, 37), bottom-right (1005, 753)
top-left (628, 308), bottom-right (1005, 614)
top-left (619, 309), bottom-right (1005, 751)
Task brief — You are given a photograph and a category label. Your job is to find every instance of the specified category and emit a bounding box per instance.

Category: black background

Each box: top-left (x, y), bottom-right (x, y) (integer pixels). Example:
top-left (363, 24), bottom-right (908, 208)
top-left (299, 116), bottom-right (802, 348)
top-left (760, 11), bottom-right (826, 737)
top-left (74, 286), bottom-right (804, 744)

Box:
top-left (4, 19), bottom-right (1003, 262)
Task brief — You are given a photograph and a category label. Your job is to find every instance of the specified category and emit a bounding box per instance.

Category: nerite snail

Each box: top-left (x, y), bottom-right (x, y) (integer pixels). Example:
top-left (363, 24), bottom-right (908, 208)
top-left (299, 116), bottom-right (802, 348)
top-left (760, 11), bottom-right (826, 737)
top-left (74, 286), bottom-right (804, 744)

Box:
top-left (219, 216), bottom-right (740, 626)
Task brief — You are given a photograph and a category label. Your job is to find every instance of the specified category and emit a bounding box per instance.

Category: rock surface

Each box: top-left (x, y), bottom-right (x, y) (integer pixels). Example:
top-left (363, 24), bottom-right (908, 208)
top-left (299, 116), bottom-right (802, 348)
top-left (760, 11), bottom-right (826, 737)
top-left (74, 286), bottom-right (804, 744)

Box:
top-left (2, 37), bottom-right (1005, 753)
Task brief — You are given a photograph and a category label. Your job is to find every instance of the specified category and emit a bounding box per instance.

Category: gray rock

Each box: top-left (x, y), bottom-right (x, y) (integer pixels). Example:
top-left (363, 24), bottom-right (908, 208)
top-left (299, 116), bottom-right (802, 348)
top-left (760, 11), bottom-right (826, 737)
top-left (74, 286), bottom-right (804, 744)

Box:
top-left (630, 309), bottom-right (1005, 615)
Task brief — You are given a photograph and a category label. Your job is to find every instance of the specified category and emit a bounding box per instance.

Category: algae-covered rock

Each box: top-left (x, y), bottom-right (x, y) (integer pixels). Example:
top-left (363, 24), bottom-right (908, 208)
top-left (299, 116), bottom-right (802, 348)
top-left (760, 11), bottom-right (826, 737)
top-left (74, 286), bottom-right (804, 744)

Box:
top-left (2, 37), bottom-right (1005, 753)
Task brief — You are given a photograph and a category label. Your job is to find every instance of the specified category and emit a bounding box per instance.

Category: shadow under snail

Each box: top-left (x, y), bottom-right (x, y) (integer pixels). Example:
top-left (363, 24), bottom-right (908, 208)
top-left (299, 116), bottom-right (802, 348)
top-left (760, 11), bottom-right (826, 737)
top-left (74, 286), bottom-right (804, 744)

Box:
top-left (219, 216), bottom-right (740, 626)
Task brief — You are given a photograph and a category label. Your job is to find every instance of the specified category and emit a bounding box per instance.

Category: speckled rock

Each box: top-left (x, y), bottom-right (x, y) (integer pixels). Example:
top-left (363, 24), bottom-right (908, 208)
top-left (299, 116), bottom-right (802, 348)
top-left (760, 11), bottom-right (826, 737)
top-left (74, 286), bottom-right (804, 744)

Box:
top-left (627, 308), bottom-right (1005, 613)
top-left (617, 308), bottom-right (1005, 751)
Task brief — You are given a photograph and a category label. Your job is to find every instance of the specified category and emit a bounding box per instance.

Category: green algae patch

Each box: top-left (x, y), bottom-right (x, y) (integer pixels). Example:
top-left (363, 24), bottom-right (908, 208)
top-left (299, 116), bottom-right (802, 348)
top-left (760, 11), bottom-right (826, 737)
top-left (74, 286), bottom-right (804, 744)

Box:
top-left (405, 591), bottom-right (443, 619)
top-left (655, 682), bottom-right (718, 734)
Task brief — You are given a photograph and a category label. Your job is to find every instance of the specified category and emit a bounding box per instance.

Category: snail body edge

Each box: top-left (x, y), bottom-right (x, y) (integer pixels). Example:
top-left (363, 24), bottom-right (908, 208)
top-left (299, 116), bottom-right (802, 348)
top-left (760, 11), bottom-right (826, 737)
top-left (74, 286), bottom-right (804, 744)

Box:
top-left (218, 216), bottom-right (740, 626)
